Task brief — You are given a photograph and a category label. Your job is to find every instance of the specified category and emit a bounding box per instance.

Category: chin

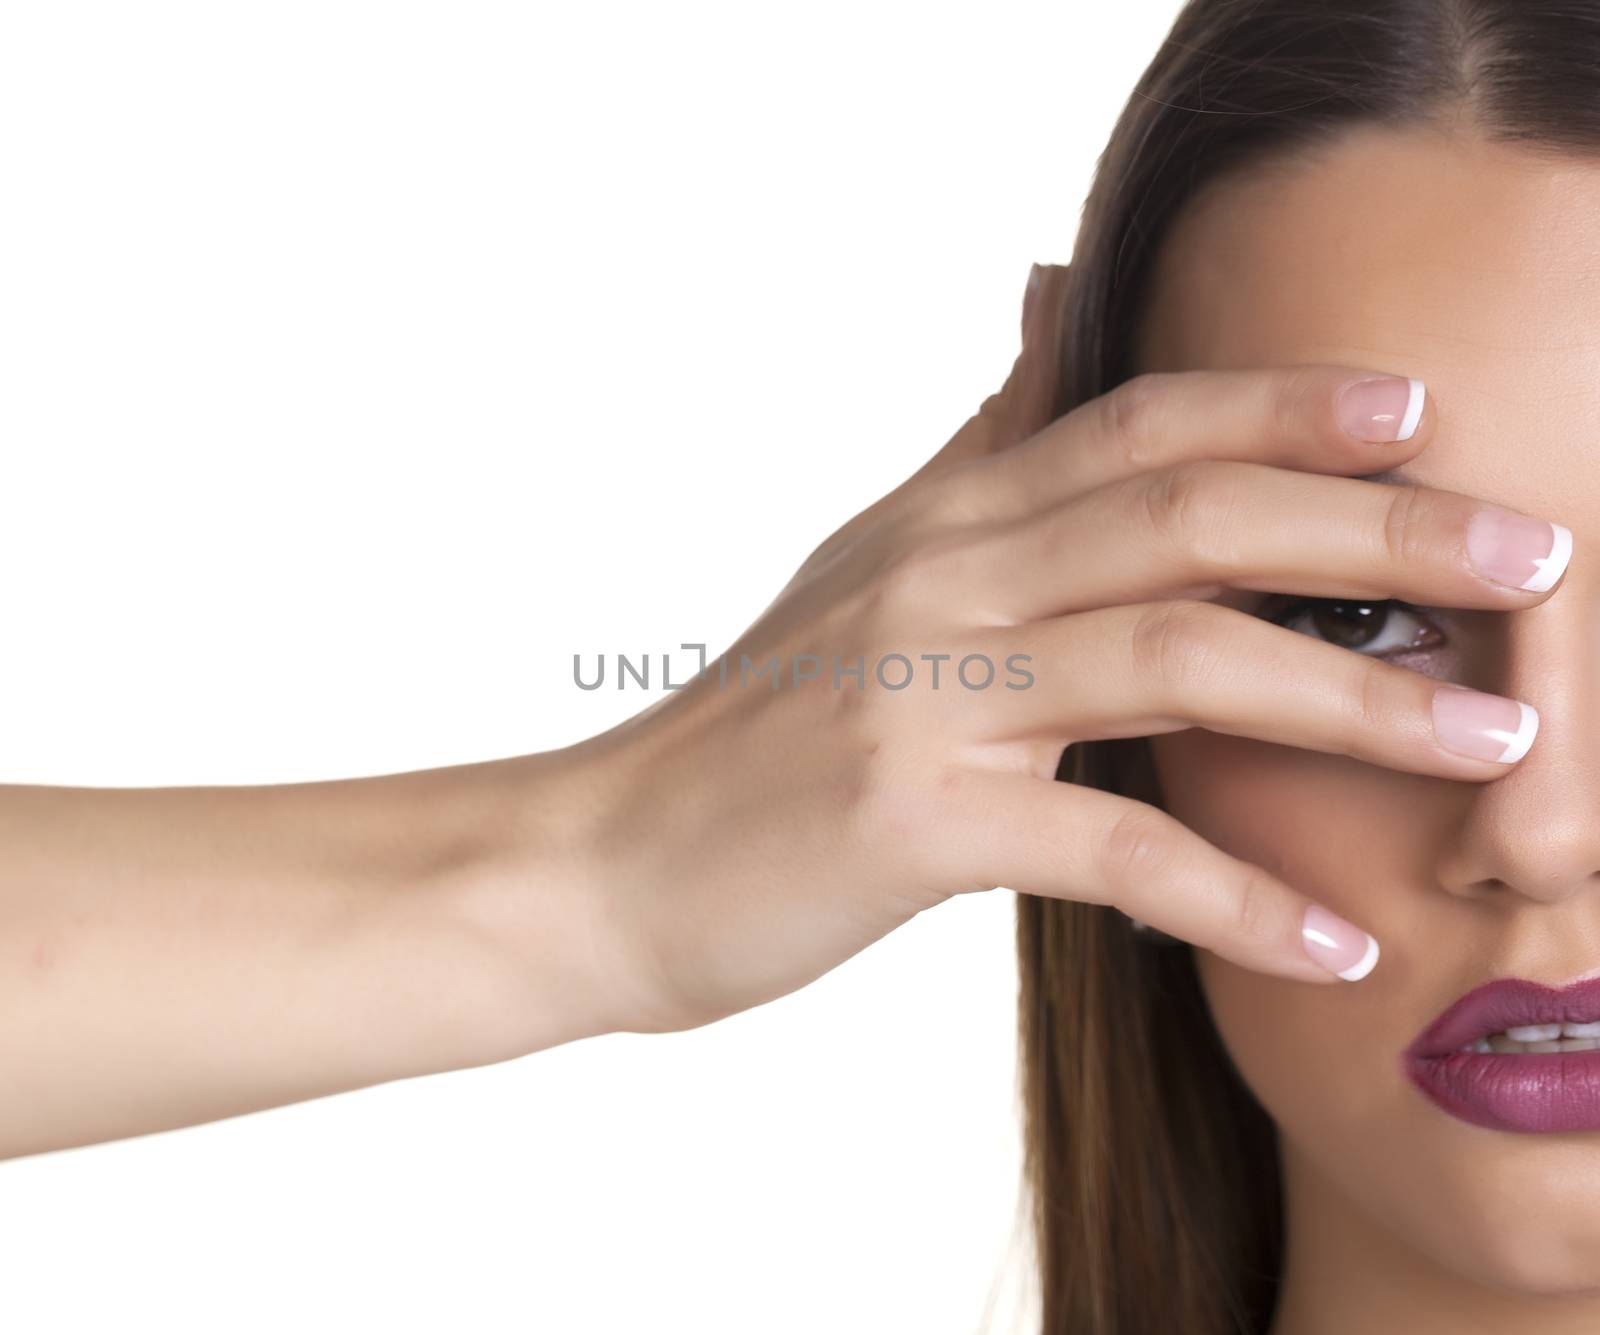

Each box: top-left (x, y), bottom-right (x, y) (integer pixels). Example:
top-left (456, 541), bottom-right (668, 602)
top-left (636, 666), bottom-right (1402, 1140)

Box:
top-left (1198, 944), bottom-right (1600, 1299)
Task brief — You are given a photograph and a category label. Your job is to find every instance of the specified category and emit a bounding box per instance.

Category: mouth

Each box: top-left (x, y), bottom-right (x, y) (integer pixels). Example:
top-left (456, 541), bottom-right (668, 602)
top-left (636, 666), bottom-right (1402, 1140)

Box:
top-left (1404, 976), bottom-right (1600, 1133)
top-left (1450, 1022), bottom-right (1600, 1054)
top-left (1407, 976), bottom-right (1600, 1057)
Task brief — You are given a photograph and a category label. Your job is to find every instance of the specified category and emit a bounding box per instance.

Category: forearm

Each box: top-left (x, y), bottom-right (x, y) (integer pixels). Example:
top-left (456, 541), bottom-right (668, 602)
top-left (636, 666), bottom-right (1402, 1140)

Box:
top-left (0, 749), bottom-right (625, 1159)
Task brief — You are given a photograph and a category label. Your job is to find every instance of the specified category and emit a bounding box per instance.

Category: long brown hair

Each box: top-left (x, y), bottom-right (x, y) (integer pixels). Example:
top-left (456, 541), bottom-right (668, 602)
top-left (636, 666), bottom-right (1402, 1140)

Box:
top-left (1016, 2), bottom-right (1600, 1330)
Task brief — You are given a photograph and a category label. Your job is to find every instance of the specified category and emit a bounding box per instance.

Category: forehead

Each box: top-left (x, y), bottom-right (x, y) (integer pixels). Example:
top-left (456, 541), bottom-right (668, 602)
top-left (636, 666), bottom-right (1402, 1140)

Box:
top-left (1135, 121), bottom-right (1600, 521)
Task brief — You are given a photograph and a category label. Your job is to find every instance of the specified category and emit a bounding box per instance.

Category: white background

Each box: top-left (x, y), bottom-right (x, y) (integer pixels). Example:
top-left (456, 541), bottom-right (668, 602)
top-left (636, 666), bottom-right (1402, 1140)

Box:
top-left (0, 3), bottom-right (1184, 1331)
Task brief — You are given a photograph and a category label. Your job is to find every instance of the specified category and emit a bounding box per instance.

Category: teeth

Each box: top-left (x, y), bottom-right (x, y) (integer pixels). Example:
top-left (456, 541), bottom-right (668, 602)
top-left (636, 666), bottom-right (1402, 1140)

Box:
top-left (1507, 1024), bottom-right (1563, 1041)
top-left (1458, 1021), bottom-right (1600, 1053)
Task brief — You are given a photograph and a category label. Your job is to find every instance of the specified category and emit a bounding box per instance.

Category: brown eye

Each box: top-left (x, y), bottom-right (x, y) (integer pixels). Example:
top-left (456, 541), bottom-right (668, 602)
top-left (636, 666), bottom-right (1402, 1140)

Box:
top-left (1263, 597), bottom-right (1442, 657)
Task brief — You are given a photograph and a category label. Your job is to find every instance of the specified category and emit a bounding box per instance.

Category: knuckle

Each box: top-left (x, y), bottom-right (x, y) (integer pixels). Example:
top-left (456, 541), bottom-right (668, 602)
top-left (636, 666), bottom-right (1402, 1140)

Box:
top-left (1099, 802), bottom-right (1178, 892)
top-left (846, 739), bottom-right (932, 851)
top-left (1353, 654), bottom-right (1401, 744)
top-left (913, 464), bottom-right (988, 528)
top-left (1128, 598), bottom-right (1231, 693)
top-left (1098, 372), bottom-right (1167, 469)
top-left (1270, 365), bottom-right (1326, 442)
top-left (798, 493), bottom-right (918, 588)
top-left (1138, 459), bottom-right (1227, 558)
top-left (1230, 863), bottom-right (1281, 950)
top-left (870, 535), bottom-right (963, 615)
top-left (869, 549), bottom-right (923, 613)
top-left (1379, 480), bottom-right (1430, 570)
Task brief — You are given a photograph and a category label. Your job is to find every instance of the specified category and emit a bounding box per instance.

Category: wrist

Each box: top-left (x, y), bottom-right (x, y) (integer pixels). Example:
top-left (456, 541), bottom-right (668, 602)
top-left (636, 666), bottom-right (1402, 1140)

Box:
top-left (408, 740), bottom-right (653, 1062)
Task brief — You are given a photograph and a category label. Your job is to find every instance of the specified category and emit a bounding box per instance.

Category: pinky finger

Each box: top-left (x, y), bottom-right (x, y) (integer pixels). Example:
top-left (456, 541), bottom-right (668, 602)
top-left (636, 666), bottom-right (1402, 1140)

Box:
top-left (932, 770), bottom-right (1380, 985)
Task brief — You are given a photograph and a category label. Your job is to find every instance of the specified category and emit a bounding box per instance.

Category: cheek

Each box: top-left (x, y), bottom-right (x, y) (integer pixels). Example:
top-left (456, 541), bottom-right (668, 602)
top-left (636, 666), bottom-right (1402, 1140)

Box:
top-left (1145, 726), bottom-right (1398, 889)
top-left (1146, 728), bottom-right (1401, 1183)
top-left (1148, 729), bottom-right (1600, 1292)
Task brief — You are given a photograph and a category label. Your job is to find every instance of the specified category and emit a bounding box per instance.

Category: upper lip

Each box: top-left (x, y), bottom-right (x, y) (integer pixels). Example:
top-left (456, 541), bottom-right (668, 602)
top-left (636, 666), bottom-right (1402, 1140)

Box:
top-left (1408, 975), bottom-right (1600, 1059)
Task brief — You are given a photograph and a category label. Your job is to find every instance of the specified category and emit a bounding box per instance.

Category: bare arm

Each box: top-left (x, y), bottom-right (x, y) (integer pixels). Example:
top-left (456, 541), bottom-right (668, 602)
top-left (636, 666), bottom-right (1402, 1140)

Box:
top-left (3, 268), bottom-right (1481, 1160)
top-left (0, 749), bottom-right (628, 1159)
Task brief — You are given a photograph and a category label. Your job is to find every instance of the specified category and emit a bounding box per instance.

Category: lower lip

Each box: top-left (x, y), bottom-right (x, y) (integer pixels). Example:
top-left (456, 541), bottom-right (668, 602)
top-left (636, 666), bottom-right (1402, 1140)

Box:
top-left (1405, 1049), bottom-right (1600, 1132)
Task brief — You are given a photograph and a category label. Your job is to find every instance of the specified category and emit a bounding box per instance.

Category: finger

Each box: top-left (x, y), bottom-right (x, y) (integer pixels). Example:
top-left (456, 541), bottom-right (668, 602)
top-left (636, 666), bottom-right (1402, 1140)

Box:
top-left (923, 460), bottom-right (1573, 624)
top-left (928, 768), bottom-right (1378, 985)
top-left (911, 262), bottom-right (1071, 482)
top-left (948, 363), bottom-right (1433, 524)
top-left (957, 599), bottom-right (1542, 781)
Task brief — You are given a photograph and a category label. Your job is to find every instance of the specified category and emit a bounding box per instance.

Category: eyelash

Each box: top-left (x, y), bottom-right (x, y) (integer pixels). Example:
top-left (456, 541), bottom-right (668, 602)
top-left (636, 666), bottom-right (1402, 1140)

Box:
top-left (1255, 594), bottom-right (1445, 658)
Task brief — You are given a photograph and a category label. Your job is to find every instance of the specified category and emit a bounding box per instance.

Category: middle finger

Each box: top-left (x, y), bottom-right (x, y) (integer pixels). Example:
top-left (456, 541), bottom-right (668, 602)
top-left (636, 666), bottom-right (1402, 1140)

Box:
top-left (917, 460), bottom-right (1574, 626)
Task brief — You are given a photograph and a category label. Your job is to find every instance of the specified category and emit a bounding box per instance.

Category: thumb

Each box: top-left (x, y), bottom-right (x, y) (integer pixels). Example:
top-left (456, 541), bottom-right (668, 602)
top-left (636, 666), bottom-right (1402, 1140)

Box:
top-left (915, 261), bottom-right (1070, 479)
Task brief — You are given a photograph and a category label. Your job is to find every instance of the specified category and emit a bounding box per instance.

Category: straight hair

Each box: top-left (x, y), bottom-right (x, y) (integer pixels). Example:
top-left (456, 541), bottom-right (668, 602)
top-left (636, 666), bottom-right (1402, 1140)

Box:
top-left (1016, 2), bottom-right (1600, 1330)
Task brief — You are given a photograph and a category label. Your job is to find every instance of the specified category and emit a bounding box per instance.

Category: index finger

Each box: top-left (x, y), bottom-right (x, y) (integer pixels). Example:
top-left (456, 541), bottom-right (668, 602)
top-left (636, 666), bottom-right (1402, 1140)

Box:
top-left (968, 363), bottom-right (1431, 522)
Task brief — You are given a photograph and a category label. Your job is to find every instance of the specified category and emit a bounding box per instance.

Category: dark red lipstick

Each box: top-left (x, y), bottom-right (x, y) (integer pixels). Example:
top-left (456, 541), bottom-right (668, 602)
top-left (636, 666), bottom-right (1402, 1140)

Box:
top-left (1404, 976), bottom-right (1600, 1133)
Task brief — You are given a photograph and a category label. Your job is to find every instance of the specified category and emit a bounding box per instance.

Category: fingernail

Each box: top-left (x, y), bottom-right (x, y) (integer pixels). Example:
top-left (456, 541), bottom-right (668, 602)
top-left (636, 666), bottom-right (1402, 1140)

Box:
top-left (1431, 685), bottom-right (1539, 763)
top-left (1466, 508), bottom-right (1573, 592)
top-left (1301, 903), bottom-right (1380, 981)
top-left (1335, 375), bottom-right (1425, 442)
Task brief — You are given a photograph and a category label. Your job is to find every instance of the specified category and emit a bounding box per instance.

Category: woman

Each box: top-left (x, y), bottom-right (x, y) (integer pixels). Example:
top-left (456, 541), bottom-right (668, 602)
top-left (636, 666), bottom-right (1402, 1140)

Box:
top-left (1016, 4), bottom-right (1600, 1331)
top-left (5, 1), bottom-right (1597, 1331)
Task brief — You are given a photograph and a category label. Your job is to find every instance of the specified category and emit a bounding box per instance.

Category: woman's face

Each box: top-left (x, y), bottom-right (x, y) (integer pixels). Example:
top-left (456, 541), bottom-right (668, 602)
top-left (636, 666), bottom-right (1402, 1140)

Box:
top-left (1140, 122), bottom-right (1600, 1318)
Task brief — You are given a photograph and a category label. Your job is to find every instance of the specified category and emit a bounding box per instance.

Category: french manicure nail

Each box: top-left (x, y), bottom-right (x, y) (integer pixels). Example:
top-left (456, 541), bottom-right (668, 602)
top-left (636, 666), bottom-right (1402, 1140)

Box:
top-left (1335, 375), bottom-right (1425, 442)
top-left (1301, 903), bottom-right (1380, 981)
top-left (1431, 685), bottom-right (1539, 763)
top-left (1466, 508), bottom-right (1573, 592)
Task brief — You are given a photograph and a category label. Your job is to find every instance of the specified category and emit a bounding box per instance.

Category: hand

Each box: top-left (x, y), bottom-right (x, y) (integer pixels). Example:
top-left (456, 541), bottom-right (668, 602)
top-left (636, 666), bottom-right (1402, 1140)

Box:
top-left (555, 262), bottom-right (1571, 1035)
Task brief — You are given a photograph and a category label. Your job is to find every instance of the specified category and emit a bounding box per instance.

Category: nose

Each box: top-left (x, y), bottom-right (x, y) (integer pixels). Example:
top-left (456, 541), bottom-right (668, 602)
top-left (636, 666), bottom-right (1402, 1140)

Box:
top-left (1435, 588), bottom-right (1600, 905)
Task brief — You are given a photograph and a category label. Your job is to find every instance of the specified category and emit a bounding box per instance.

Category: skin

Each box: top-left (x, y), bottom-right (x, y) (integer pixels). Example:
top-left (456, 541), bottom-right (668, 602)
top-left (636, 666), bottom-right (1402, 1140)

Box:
top-left (1138, 121), bottom-right (1600, 1331)
top-left (12, 140), bottom-right (1593, 1335)
top-left (1, 196), bottom-right (1569, 1166)
top-left (11, 258), bottom-right (1416, 1156)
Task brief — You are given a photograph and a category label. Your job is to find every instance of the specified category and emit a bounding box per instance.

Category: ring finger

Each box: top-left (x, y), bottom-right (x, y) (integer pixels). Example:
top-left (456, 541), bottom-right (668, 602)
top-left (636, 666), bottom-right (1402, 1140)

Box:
top-left (955, 598), bottom-right (1541, 782)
